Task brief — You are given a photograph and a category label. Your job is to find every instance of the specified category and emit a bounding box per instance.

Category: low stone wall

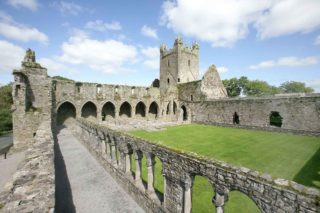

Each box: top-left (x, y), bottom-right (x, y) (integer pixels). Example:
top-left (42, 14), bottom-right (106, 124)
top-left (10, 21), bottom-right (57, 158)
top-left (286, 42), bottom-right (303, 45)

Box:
top-left (0, 121), bottom-right (55, 212)
top-left (75, 118), bottom-right (320, 213)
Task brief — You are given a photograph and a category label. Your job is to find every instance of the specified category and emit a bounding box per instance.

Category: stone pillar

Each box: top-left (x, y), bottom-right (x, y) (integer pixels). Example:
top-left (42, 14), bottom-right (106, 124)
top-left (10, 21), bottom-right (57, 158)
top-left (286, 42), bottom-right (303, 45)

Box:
top-left (125, 152), bottom-right (132, 174)
top-left (106, 141), bottom-right (111, 161)
top-left (134, 150), bottom-right (145, 190)
top-left (184, 175), bottom-right (194, 213)
top-left (101, 139), bottom-right (107, 159)
top-left (163, 171), bottom-right (184, 212)
top-left (145, 153), bottom-right (157, 198)
top-left (212, 190), bottom-right (228, 213)
top-left (110, 138), bottom-right (117, 166)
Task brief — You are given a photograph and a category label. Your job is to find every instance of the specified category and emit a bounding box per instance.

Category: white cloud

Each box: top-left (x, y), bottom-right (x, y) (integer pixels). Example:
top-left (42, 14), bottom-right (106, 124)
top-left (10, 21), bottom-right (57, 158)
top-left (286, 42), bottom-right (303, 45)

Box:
top-left (250, 56), bottom-right (319, 70)
top-left (160, 0), bottom-right (320, 47)
top-left (85, 20), bottom-right (122, 31)
top-left (141, 25), bottom-right (158, 39)
top-left (56, 1), bottom-right (83, 15)
top-left (38, 58), bottom-right (77, 75)
top-left (0, 11), bottom-right (48, 43)
top-left (217, 66), bottom-right (228, 73)
top-left (315, 35), bottom-right (320, 45)
top-left (0, 40), bottom-right (25, 74)
top-left (7, 0), bottom-right (38, 11)
top-left (59, 31), bottom-right (138, 74)
top-left (256, 0), bottom-right (320, 39)
top-left (141, 46), bottom-right (159, 70)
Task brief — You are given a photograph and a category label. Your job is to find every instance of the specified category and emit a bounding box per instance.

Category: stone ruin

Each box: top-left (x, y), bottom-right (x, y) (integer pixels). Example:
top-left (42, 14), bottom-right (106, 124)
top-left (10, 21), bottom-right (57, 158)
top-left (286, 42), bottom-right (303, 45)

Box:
top-left (1, 37), bottom-right (319, 212)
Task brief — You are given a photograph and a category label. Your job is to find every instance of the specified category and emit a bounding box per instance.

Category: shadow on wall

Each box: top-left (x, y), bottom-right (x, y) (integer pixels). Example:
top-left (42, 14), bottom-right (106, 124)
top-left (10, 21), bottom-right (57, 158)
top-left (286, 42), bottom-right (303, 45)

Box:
top-left (293, 147), bottom-right (320, 188)
top-left (54, 128), bottom-right (76, 213)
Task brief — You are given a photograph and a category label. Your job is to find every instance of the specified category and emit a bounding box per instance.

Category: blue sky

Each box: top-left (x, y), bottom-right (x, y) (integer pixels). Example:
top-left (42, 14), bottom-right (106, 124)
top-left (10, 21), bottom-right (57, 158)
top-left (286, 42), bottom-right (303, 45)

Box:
top-left (0, 0), bottom-right (319, 91)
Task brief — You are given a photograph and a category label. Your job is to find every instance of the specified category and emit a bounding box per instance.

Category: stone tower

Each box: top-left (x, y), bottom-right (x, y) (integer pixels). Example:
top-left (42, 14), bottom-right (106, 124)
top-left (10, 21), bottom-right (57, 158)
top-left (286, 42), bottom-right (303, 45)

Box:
top-left (12, 49), bottom-right (52, 150)
top-left (159, 37), bottom-right (199, 95)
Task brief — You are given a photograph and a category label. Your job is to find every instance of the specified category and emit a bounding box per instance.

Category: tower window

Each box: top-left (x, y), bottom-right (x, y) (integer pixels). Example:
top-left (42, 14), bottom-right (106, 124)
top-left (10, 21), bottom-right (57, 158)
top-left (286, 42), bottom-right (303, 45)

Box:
top-left (188, 60), bottom-right (191, 66)
top-left (167, 60), bottom-right (170, 67)
top-left (178, 78), bottom-right (180, 82)
top-left (167, 78), bottom-right (170, 84)
top-left (191, 95), bottom-right (193, 101)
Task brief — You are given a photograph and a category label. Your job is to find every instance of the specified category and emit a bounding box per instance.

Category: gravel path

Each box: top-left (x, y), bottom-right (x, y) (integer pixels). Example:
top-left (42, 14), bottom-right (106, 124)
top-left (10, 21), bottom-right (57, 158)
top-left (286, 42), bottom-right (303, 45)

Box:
top-left (57, 128), bottom-right (144, 213)
top-left (0, 151), bottom-right (25, 192)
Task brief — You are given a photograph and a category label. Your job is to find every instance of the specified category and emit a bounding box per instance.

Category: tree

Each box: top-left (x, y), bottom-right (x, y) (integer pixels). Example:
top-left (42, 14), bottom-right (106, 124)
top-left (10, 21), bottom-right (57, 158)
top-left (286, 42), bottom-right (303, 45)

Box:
top-left (0, 84), bottom-right (13, 133)
top-left (242, 80), bottom-right (280, 97)
top-left (279, 81), bottom-right (314, 93)
top-left (222, 76), bottom-right (249, 97)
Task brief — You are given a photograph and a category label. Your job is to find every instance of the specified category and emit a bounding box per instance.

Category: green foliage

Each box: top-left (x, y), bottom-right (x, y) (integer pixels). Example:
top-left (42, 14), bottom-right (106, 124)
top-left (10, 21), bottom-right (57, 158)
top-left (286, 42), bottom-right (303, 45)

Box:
top-left (0, 84), bottom-right (13, 133)
top-left (243, 80), bottom-right (280, 97)
top-left (279, 81), bottom-right (314, 93)
top-left (222, 77), bottom-right (313, 97)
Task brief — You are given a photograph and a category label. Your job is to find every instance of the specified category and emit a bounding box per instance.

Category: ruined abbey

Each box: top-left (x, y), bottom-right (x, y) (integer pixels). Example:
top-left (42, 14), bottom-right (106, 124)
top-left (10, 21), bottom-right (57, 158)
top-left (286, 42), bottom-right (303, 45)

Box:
top-left (2, 38), bottom-right (319, 212)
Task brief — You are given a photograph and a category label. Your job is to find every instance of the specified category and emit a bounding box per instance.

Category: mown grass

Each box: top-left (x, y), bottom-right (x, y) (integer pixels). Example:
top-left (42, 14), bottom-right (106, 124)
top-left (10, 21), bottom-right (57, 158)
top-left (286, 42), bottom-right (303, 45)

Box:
top-left (129, 124), bottom-right (320, 212)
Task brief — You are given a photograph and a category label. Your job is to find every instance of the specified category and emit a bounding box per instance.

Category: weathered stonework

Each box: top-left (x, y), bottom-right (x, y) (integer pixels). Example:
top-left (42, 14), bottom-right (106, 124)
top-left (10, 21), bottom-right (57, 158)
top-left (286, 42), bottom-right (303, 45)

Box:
top-left (0, 121), bottom-right (55, 212)
top-left (8, 38), bottom-right (320, 212)
top-left (74, 118), bottom-right (320, 213)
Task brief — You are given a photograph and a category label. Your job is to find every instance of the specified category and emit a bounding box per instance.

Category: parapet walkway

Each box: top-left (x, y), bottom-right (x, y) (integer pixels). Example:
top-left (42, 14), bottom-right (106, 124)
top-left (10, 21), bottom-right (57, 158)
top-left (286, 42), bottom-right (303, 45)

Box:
top-left (57, 128), bottom-right (144, 213)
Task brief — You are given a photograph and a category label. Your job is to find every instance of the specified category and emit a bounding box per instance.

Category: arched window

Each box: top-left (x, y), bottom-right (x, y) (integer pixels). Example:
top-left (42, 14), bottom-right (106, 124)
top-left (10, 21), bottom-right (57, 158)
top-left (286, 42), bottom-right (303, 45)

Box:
top-left (233, 112), bottom-right (240, 124)
top-left (270, 111), bottom-right (283, 127)
top-left (135, 102), bottom-right (146, 117)
top-left (119, 102), bottom-right (132, 118)
top-left (173, 101), bottom-right (177, 115)
top-left (57, 102), bottom-right (76, 126)
top-left (166, 102), bottom-right (170, 115)
top-left (167, 78), bottom-right (170, 85)
top-left (81, 101), bottom-right (97, 119)
top-left (181, 105), bottom-right (187, 121)
top-left (149, 101), bottom-right (159, 119)
top-left (101, 102), bottom-right (115, 120)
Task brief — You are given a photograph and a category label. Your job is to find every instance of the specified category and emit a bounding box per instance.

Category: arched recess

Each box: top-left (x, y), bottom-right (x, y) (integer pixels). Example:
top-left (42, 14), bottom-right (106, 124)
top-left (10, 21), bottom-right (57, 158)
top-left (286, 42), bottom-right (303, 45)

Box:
top-left (166, 102), bottom-right (170, 115)
top-left (233, 112), bottom-right (240, 124)
top-left (148, 101), bottom-right (159, 119)
top-left (57, 101), bottom-right (76, 126)
top-left (119, 101), bottom-right (132, 118)
top-left (225, 191), bottom-right (261, 213)
top-left (269, 111), bottom-right (283, 127)
top-left (102, 101), bottom-right (115, 120)
top-left (135, 101), bottom-right (146, 118)
top-left (173, 101), bottom-right (177, 115)
top-left (192, 175), bottom-right (215, 213)
top-left (81, 101), bottom-right (97, 119)
top-left (181, 105), bottom-right (188, 121)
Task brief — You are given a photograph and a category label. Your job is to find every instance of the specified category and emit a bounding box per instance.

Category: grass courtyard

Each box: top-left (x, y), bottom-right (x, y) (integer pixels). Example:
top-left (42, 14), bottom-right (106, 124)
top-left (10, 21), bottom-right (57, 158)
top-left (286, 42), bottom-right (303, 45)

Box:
top-left (129, 124), bottom-right (320, 213)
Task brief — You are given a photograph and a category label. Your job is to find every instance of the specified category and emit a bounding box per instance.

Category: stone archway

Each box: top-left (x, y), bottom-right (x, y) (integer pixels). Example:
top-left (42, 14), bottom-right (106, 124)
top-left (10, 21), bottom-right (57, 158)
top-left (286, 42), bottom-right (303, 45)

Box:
top-left (233, 112), bottom-right (240, 124)
top-left (57, 101), bottom-right (76, 126)
top-left (81, 101), bottom-right (97, 119)
top-left (269, 111), bottom-right (283, 127)
top-left (148, 101), bottom-right (159, 119)
top-left (135, 101), bottom-right (146, 118)
top-left (102, 102), bottom-right (115, 120)
top-left (120, 102), bottom-right (132, 118)
top-left (181, 105), bottom-right (188, 121)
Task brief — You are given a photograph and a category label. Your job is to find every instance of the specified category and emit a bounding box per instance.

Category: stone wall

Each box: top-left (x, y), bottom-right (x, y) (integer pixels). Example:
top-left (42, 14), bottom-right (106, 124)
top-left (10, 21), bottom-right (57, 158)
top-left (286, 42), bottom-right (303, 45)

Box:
top-left (0, 121), bottom-right (55, 212)
top-left (74, 118), bottom-right (320, 213)
top-left (184, 93), bottom-right (320, 132)
top-left (54, 80), bottom-right (162, 121)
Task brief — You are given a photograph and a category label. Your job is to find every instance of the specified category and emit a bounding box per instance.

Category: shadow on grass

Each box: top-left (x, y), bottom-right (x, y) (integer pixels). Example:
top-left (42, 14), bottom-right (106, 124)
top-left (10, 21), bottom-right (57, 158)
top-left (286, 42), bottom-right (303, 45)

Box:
top-left (54, 126), bottom-right (76, 212)
top-left (293, 147), bottom-right (320, 189)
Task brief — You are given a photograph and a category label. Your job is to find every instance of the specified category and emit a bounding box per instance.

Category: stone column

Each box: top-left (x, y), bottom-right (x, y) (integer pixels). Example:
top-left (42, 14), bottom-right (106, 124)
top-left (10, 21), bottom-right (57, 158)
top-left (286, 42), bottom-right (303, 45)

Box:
top-left (145, 153), bottom-right (157, 198)
top-left (101, 139), bottom-right (107, 159)
top-left (125, 151), bottom-right (132, 175)
top-left (212, 190), bottom-right (228, 213)
top-left (110, 138), bottom-right (118, 166)
top-left (184, 175), bottom-right (194, 213)
top-left (134, 150), bottom-right (145, 190)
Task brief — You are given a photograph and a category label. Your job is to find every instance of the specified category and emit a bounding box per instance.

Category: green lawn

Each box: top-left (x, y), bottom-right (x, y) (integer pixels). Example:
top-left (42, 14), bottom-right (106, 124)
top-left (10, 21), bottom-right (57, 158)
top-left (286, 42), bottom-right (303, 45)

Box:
top-left (129, 124), bottom-right (320, 213)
